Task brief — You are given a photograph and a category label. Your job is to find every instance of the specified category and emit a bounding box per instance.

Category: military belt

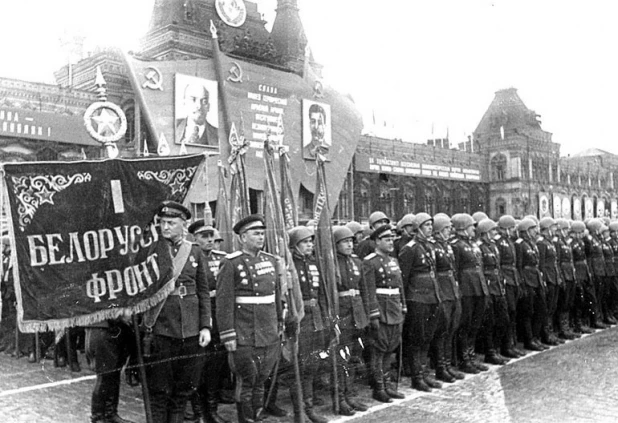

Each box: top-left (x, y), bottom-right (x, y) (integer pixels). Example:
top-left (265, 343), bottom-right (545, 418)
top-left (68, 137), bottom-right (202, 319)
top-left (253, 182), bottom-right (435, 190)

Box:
top-left (303, 298), bottom-right (318, 307)
top-left (169, 284), bottom-right (196, 298)
top-left (235, 294), bottom-right (276, 304)
top-left (437, 270), bottom-right (454, 277)
top-left (575, 260), bottom-right (587, 265)
top-left (413, 271), bottom-right (436, 279)
top-left (376, 287), bottom-right (400, 296)
top-left (502, 265), bottom-right (516, 270)
top-left (209, 289), bottom-right (217, 298)
top-left (339, 289), bottom-right (360, 297)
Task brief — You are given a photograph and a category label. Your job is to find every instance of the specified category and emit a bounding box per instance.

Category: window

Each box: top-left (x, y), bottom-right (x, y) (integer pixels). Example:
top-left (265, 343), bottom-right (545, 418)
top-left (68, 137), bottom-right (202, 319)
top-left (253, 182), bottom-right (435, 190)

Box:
top-left (491, 154), bottom-right (507, 181)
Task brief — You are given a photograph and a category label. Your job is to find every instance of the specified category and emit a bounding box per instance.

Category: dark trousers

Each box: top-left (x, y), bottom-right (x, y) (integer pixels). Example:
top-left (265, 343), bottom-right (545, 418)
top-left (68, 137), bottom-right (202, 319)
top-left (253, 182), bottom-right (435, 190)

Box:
top-left (542, 284), bottom-right (560, 340)
top-left (196, 336), bottom-right (228, 414)
top-left (480, 294), bottom-right (510, 353)
top-left (231, 343), bottom-right (280, 415)
top-left (518, 285), bottom-right (547, 343)
top-left (404, 301), bottom-right (441, 377)
top-left (85, 324), bottom-right (133, 419)
top-left (457, 295), bottom-right (486, 361)
top-left (430, 299), bottom-right (461, 367)
top-left (145, 335), bottom-right (205, 423)
top-left (504, 284), bottom-right (520, 349)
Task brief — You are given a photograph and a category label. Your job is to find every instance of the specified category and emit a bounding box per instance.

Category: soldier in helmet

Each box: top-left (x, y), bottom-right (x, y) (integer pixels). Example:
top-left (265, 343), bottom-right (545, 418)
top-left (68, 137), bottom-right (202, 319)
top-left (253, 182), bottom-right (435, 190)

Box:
top-left (607, 221), bottom-right (618, 320)
top-left (363, 225), bottom-right (406, 403)
top-left (537, 217), bottom-right (563, 346)
top-left (477, 218), bottom-right (511, 365)
top-left (450, 213), bottom-right (490, 374)
top-left (345, 221), bottom-right (364, 254)
top-left (399, 213), bottom-right (444, 391)
top-left (332, 225), bottom-right (372, 415)
top-left (569, 221), bottom-right (596, 333)
top-left (357, 211), bottom-right (390, 259)
top-left (216, 214), bottom-right (281, 423)
top-left (395, 214), bottom-right (416, 257)
top-left (430, 214), bottom-right (465, 381)
top-left (584, 219), bottom-right (610, 328)
top-left (554, 218), bottom-right (580, 340)
top-left (495, 215), bottom-right (525, 358)
top-left (515, 218), bottom-right (549, 351)
top-left (600, 224), bottom-right (618, 325)
top-left (186, 220), bottom-right (229, 423)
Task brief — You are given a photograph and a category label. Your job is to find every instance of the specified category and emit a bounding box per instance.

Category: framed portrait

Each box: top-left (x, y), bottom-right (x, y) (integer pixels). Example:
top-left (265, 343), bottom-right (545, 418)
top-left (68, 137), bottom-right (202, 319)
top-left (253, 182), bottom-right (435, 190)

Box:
top-left (174, 74), bottom-right (219, 148)
top-left (302, 99), bottom-right (332, 160)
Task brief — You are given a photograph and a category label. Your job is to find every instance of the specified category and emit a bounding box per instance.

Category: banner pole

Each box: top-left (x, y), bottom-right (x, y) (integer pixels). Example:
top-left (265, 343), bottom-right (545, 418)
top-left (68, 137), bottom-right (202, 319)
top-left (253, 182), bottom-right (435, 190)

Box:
top-left (132, 315), bottom-right (153, 423)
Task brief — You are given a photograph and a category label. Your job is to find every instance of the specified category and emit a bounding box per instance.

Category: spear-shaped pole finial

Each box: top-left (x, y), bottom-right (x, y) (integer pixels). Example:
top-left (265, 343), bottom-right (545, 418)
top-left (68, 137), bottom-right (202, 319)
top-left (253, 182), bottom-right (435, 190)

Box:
top-left (95, 66), bottom-right (107, 101)
top-left (210, 20), bottom-right (218, 39)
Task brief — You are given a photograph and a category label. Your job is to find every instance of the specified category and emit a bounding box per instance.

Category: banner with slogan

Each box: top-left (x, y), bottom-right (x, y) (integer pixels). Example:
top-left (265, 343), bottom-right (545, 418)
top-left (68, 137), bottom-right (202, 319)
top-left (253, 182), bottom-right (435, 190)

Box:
top-left (2, 154), bottom-right (205, 332)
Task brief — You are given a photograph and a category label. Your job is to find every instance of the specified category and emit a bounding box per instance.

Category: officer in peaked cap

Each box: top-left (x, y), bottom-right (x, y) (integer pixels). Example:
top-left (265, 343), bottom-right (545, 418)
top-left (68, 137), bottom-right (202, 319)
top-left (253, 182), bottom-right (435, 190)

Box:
top-left (187, 220), bottom-right (229, 423)
top-left (363, 224), bottom-right (406, 403)
top-left (217, 214), bottom-right (281, 423)
top-left (144, 201), bottom-right (212, 423)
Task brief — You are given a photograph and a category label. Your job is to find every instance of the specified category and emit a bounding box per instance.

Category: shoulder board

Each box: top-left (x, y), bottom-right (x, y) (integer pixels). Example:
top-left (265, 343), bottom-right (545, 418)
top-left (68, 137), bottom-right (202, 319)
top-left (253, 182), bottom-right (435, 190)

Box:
top-left (364, 253), bottom-right (377, 260)
top-left (450, 239), bottom-right (458, 244)
top-left (351, 254), bottom-right (359, 258)
top-left (428, 237), bottom-right (436, 243)
top-left (536, 236), bottom-right (543, 242)
top-left (226, 251), bottom-right (242, 259)
top-left (259, 251), bottom-right (276, 258)
top-left (213, 250), bottom-right (227, 255)
top-left (552, 237), bottom-right (558, 243)
top-left (493, 234), bottom-right (501, 241)
top-left (515, 239), bottom-right (523, 244)
top-left (406, 240), bottom-right (416, 248)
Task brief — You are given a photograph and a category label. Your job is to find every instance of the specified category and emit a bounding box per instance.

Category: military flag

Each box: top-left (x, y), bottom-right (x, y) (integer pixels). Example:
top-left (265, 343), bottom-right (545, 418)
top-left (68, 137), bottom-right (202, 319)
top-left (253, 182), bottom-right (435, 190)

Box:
top-left (215, 161), bottom-right (233, 253)
top-left (1, 154), bottom-right (204, 332)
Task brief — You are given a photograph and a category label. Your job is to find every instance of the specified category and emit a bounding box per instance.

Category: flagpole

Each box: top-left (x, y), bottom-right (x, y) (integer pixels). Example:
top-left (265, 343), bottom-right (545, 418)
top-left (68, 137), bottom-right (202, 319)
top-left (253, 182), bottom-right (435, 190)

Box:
top-left (132, 315), bottom-right (153, 423)
top-left (209, 20), bottom-right (233, 159)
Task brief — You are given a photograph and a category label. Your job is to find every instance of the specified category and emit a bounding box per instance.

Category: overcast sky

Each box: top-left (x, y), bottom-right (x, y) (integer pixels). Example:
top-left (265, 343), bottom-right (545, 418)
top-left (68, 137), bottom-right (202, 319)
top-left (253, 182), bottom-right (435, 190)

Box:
top-left (1, 0), bottom-right (616, 156)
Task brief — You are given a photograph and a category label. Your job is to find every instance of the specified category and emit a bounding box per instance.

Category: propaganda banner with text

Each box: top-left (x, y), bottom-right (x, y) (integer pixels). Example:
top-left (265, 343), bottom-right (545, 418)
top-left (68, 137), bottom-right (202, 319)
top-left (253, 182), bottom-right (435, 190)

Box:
top-left (2, 154), bottom-right (204, 332)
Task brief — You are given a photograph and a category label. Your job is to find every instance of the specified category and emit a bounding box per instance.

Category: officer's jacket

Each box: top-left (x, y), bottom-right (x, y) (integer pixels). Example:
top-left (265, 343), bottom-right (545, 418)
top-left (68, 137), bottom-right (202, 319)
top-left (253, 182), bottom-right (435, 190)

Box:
top-left (451, 235), bottom-right (489, 297)
top-left (336, 252), bottom-right (371, 330)
top-left (515, 235), bottom-right (543, 288)
top-left (555, 236), bottom-right (576, 283)
top-left (395, 232), bottom-right (414, 258)
top-left (570, 236), bottom-right (591, 282)
top-left (357, 238), bottom-right (376, 259)
top-left (362, 252), bottom-right (406, 325)
top-left (399, 236), bottom-right (442, 304)
top-left (609, 238), bottom-right (618, 267)
top-left (478, 239), bottom-right (505, 296)
top-left (155, 240), bottom-right (212, 339)
top-left (601, 238), bottom-right (616, 276)
top-left (433, 237), bottom-right (460, 301)
top-left (537, 235), bottom-right (562, 286)
top-left (292, 252), bottom-right (327, 332)
top-left (584, 234), bottom-right (606, 277)
top-left (216, 250), bottom-right (279, 347)
top-left (205, 249), bottom-right (227, 335)
top-left (495, 233), bottom-right (520, 286)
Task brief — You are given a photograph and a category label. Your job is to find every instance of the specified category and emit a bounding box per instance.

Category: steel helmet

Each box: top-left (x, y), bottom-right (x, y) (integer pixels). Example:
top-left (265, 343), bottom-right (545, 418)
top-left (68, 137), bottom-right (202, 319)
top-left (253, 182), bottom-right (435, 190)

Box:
top-left (518, 218), bottom-right (537, 232)
top-left (472, 211), bottom-right (489, 223)
top-left (433, 214), bottom-right (452, 233)
top-left (498, 215), bottom-right (516, 229)
top-left (609, 221), bottom-right (618, 232)
top-left (524, 215), bottom-right (539, 225)
top-left (452, 213), bottom-right (475, 231)
top-left (369, 211), bottom-right (390, 228)
top-left (477, 218), bottom-right (498, 234)
top-left (555, 218), bottom-right (570, 230)
top-left (414, 213), bottom-right (433, 228)
top-left (333, 226), bottom-right (355, 244)
top-left (345, 221), bottom-right (363, 235)
top-left (571, 221), bottom-right (586, 233)
top-left (288, 226), bottom-right (314, 247)
top-left (397, 213), bottom-right (416, 231)
top-left (539, 217), bottom-right (557, 230)
top-left (602, 217), bottom-right (611, 226)
top-left (587, 218), bottom-right (603, 233)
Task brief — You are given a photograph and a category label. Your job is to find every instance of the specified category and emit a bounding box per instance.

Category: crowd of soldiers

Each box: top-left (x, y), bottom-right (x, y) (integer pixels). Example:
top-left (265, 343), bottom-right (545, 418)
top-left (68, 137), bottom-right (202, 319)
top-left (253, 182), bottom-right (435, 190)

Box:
top-left (2, 200), bottom-right (618, 423)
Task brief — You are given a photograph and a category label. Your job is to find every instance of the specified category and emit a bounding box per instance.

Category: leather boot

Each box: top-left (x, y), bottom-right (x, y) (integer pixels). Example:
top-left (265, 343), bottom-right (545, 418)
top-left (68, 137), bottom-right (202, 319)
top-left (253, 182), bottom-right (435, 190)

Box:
top-left (411, 352), bottom-right (431, 392)
top-left (305, 409), bottom-right (328, 423)
top-left (107, 415), bottom-right (135, 423)
top-left (446, 364), bottom-right (465, 380)
top-left (423, 366), bottom-right (442, 389)
top-left (558, 313), bottom-right (578, 340)
top-left (371, 353), bottom-right (392, 403)
top-left (435, 358), bottom-right (456, 383)
top-left (337, 388), bottom-right (356, 415)
top-left (168, 413), bottom-right (186, 423)
top-left (203, 390), bottom-right (229, 423)
top-left (342, 370), bottom-right (368, 411)
top-left (470, 348), bottom-right (489, 371)
top-left (236, 403), bottom-right (256, 423)
top-left (484, 349), bottom-right (508, 365)
top-left (458, 347), bottom-right (480, 374)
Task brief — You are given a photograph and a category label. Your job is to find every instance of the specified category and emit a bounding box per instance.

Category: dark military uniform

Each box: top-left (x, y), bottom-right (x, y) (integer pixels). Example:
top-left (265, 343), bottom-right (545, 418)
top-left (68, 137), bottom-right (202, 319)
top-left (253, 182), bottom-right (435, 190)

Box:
top-left (495, 233), bottom-right (521, 353)
top-left (555, 234), bottom-right (578, 338)
top-left (537, 234), bottom-right (562, 343)
top-left (584, 234), bottom-right (607, 326)
top-left (451, 234), bottom-right (489, 370)
top-left (399, 236), bottom-right (442, 385)
top-left (601, 237), bottom-right (617, 323)
top-left (608, 236), bottom-right (618, 320)
top-left (194, 249), bottom-right (229, 421)
top-left (357, 238), bottom-right (376, 259)
top-left (145, 239), bottom-right (211, 423)
top-left (217, 250), bottom-right (280, 421)
top-left (363, 252), bottom-right (406, 395)
top-left (515, 235), bottom-right (547, 348)
top-left (431, 237), bottom-right (462, 377)
top-left (571, 235), bottom-right (597, 329)
top-left (478, 238), bottom-right (510, 361)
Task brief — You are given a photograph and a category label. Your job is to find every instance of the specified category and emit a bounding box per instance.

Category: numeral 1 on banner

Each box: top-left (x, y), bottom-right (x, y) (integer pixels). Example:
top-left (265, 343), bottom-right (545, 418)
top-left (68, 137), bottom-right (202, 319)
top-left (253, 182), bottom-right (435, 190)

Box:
top-left (111, 180), bottom-right (125, 214)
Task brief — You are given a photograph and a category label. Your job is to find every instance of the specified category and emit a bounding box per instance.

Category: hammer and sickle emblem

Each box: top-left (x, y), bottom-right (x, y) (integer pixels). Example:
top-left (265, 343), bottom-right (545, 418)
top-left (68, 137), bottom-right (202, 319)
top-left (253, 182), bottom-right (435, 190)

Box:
top-left (142, 66), bottom-right (163, 91)
top-left (313, 80), bottom-right (324, 98)
top-left (227, 62), bottom-right (243, 83)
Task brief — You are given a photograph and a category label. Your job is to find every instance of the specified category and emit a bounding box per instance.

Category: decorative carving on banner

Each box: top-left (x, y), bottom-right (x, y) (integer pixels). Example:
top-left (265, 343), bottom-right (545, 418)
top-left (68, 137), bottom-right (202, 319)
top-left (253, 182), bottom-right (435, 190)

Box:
top-left (137, 166), bottom-right (198, 197)
top-left (11, 173), bottom-right (92, 229)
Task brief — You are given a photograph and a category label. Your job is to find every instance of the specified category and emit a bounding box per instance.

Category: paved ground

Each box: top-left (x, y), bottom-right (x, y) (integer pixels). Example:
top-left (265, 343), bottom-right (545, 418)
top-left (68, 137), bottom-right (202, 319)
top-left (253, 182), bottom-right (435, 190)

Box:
top-left (1, 327), bottom-right (618, 423)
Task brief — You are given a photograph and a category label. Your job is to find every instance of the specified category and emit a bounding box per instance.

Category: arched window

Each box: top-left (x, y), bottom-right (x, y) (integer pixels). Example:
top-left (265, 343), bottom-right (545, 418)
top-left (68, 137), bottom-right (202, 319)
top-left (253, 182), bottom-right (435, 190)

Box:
top-left (495, 197), bottom-right (506, 217)
top-left (490, 153), bottom-right (507, 181)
